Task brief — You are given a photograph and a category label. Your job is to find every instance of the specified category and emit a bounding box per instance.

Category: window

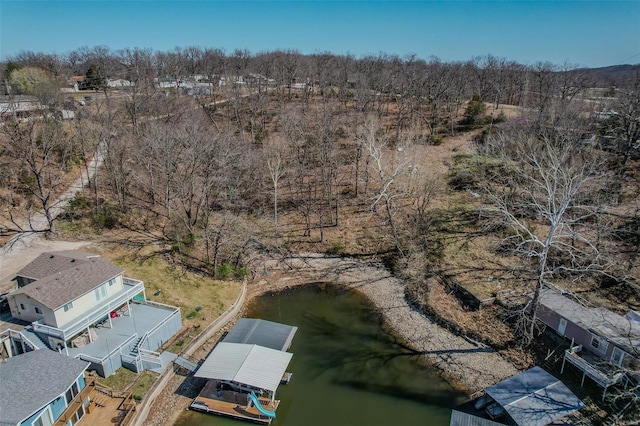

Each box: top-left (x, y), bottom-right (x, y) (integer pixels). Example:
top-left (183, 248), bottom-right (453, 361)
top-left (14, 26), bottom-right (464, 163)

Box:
top-left (32, 409), bottom-right (53, 426)
top-left (590, 335), bottom-right (609, 353)
top-left (63, 302), bottom-right (73, 312)
top-left (19, 303), bottom-right (26, 310)
top-left (34, 306), bottom-right (42, 314)
top-left (611, 347), bottom-right (625, 366)
top-left (94, 284), bottom-right (107, 301)
top-left (108, 278), bottom-right (116, 286)
top-left (65, 382), bottom-right (79, 404)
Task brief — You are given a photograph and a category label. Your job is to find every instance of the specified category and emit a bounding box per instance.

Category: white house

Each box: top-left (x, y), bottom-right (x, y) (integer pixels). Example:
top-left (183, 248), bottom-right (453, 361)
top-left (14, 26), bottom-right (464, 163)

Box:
top-left (3, 250), bottom-right (182, 377)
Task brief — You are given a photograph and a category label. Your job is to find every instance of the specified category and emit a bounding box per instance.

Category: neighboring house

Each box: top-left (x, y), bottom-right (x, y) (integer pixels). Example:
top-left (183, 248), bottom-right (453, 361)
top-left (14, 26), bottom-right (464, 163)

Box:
top-left (0, 349), bottom-right (91, 426)
top-left (450, 366), bottom-right (584, 426)
top-left (106, 79), bottom-right (134, 88)
top-left (70, 76), bottom-right (88, 91)
top-left (535, 287), bottom-right (640, 397)
top-left (0, 95), bottom-right (47, 115)
top-left (2, 250), bottom-right (182, 377)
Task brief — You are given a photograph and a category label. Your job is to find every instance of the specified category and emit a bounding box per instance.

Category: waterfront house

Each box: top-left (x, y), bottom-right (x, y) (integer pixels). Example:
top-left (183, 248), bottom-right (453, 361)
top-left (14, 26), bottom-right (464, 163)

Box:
top-left (0, 349), bottom-right (91, 426)
top-left (1, 250), bottom-right (182, 377)
top-left (535, 287), bottom-right (639, 397)
top-left (450, 366), bottom-right (584, 426)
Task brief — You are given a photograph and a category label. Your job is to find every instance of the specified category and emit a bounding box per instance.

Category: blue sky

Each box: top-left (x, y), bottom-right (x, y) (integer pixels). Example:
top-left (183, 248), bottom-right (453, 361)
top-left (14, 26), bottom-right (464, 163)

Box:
top-left (1, 1), bottom-right (639, 68)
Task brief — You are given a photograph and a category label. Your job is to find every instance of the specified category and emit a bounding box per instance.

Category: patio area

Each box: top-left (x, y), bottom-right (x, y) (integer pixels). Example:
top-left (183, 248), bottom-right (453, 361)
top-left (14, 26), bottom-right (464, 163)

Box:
top-left (66, 302), bottom-right (179, 360)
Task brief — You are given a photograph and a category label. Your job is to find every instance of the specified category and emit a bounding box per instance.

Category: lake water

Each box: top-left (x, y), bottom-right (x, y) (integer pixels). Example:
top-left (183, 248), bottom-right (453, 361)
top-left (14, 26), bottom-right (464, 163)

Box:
top-left (175, 283), bottom-right (465, 425)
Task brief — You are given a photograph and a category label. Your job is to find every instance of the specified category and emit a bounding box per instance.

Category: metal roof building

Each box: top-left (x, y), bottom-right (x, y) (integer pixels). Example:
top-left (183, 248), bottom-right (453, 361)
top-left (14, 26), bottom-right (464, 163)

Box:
top-left (222, 318), bottom-right (298, 351)
top-left (450, 367), bottom-right (584, 426)
top-left (194, 342), bottom-right (293, 394)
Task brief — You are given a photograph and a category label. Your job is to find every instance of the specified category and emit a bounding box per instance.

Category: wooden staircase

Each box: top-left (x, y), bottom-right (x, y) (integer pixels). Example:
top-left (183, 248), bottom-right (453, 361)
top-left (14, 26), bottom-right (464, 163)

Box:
top-left (91, 391), bottom-right (110, 408)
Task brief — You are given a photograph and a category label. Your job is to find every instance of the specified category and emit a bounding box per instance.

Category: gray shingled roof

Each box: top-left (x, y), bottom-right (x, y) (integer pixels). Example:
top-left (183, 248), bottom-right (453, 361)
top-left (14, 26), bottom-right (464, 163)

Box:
top-left (0, 350), bottom-right (89, 426)
top-left (540, 288), bottom-right (640, 352)
top-left (15, 250), bottom-right (100, 280)
top-left (12, 251), bottom-right (124, 310)
top-left (223, 318), bottom-right (298, 351)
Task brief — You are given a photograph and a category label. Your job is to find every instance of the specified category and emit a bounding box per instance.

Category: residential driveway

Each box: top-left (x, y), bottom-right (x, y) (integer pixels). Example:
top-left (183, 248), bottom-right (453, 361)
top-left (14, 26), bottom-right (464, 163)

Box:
top-left (0, 239), bottom-right (92, 295)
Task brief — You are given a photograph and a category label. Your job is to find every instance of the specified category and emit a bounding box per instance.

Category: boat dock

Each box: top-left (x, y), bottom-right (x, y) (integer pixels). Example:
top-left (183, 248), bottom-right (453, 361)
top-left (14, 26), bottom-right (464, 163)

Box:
top-left (191, 380), bottom-right (280, 424)
top-left (190, 318), bottom-right (297, 424)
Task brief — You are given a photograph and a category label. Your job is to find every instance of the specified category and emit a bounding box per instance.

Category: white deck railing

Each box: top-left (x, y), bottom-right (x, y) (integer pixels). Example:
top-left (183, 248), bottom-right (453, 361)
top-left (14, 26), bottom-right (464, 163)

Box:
top-left (0, 328), bottom-right (39, 352)
top-left (32, 278), bottom-right (145, 341)
top-left (564, 349), bottom-right (624, 387)
top-left (76, 333), bottom-right (139, 365)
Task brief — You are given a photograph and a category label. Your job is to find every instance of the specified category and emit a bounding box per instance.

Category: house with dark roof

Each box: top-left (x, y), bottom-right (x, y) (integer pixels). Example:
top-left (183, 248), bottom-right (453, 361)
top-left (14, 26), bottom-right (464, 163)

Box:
top-left (535, 288), bottom-right (640, 398)
top-left (2, 251), bottom-right (182, 377)
top-left (0, 349), bottom-right (91, 426)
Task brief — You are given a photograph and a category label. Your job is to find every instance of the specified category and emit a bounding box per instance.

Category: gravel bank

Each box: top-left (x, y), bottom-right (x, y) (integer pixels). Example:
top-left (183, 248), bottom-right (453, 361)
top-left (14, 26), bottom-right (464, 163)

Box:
top-left (253, 253), bottom-right (519, 392)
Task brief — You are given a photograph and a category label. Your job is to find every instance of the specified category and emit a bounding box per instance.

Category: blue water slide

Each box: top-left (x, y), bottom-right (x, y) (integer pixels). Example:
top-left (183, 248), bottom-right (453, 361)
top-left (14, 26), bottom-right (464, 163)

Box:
top-left (249, 392), bottom-right (276, 418)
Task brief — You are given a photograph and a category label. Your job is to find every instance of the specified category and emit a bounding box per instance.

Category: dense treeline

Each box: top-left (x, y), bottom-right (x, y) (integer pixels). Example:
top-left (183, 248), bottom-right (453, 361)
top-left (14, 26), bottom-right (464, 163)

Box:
top-left (1, 47), bottom-right (638, 273)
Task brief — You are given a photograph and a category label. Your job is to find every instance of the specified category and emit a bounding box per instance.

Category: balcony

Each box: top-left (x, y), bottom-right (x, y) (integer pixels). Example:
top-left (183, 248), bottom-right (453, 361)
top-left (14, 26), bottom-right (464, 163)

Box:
top-left (562, 346), bottom-right (626, 399)
top-left (32, 277), bottom-right (145, 342)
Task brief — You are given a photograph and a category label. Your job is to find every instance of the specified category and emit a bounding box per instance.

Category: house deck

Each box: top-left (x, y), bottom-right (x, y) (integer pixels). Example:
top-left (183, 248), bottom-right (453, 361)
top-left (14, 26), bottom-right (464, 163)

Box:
top-left (563, 347), bottom-right (626, 389)
top-left (66, 302), bottom-right (176, 360)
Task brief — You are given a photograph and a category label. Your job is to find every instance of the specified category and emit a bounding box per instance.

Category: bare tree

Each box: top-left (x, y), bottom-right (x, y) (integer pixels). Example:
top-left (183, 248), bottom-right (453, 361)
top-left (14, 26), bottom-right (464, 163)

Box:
top-left (0, 118), bottom-right (73, 234)
top-left (606, 78), bottom-right (640, 170)
top-left (478, 126), bottom-right (611, 343)
top-left (361, 117), bottom-right (411, 257)
top-left (263, 136), bottom-right (288, 237)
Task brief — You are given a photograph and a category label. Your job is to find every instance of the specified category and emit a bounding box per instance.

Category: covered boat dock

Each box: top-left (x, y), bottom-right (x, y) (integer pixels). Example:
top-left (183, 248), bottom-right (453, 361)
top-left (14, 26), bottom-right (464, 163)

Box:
top-left (190, 318), bottom-right (297, 424)
top-left (450, 366), bottom-right (584, 425)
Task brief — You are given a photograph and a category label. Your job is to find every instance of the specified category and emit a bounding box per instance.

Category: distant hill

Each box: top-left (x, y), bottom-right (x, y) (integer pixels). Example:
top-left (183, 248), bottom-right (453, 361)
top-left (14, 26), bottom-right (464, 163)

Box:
top-left (576, 64), bottom-right (640, 88)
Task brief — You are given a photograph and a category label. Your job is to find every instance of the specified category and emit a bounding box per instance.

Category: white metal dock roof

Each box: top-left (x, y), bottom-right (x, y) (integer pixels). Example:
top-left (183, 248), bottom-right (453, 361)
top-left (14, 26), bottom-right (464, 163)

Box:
top-left (223, 318), bottom-right (298, 351)
top-left (194, 342), bottom-right (293, 393)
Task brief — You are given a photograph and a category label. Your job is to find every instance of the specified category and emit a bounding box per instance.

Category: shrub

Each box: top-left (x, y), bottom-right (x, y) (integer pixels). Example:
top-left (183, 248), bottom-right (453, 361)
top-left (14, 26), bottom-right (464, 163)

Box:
top-left (91, 209), bottom-right (118, 230)
top-left (214, 263), bottom-right (246, 280)
top-left (428, 134), bottom-right (444, 146)
top-left (326, 242), bottom-right (345, 255)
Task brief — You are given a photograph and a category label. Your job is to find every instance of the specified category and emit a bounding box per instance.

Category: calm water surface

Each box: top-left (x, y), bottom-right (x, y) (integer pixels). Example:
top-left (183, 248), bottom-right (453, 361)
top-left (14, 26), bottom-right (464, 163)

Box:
top-left (175, 284), bottom-right (464, 426)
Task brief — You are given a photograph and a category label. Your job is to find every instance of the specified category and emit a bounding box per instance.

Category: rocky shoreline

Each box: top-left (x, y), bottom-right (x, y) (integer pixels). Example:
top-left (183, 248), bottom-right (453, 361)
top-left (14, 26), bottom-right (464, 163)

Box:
top-left (251, 253), bottom-right (519, 392)
top-left (146, 253), bottom-right (519, 426)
